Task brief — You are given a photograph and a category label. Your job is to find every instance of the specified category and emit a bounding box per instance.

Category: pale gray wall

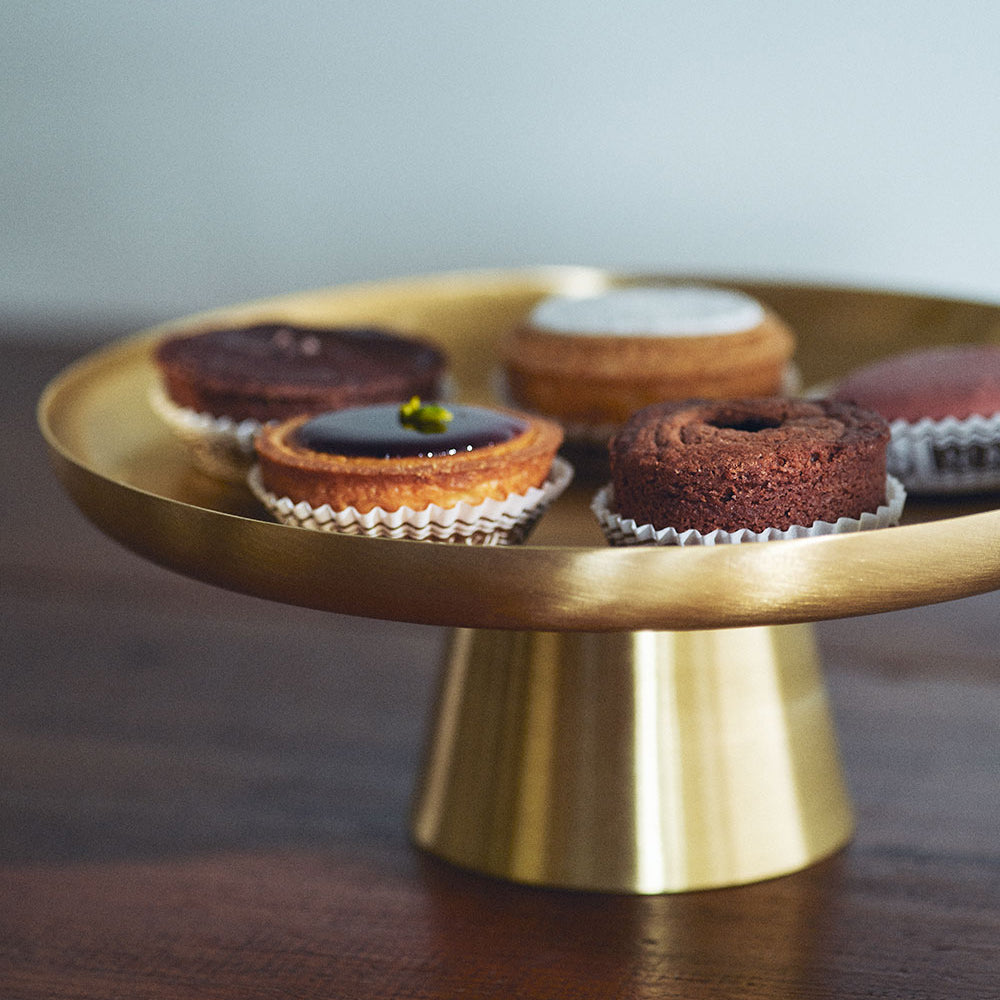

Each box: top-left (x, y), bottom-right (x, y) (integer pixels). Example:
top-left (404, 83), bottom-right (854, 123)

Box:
top-left (4, 2), bottom-right (1000, 336)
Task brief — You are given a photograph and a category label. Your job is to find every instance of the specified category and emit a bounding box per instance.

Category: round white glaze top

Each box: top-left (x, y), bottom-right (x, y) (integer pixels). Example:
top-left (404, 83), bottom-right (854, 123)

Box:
top-left (528, 285), bottom-right (765, 337)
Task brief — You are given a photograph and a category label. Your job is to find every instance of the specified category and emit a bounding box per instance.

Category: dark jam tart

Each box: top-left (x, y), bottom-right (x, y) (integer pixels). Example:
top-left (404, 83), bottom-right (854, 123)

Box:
top-left (293, 402), bottom-right (528, 459)
top-left (254, 401), bottom-right (564, 514)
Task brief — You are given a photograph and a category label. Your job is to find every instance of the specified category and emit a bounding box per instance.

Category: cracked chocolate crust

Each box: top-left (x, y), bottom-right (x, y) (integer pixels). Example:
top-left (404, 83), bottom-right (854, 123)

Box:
top-left (609, 397), bottom-right (890, 533)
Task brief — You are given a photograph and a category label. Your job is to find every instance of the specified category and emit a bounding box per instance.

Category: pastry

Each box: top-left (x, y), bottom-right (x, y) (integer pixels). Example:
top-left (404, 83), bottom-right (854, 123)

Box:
top-left (251, 398), bottom-right (569, 543)
top-left (595, 397), bottom-right (902, 543)
top-left (152, 321), bottom-right (447, 480)
top-left (831, 344), bottom-right (1000, 422)
top-left (154, 321), bottom-right (447, 423)
top-left (832, 345), bottom-right (1000, 494)
top-left (503, 285), bottom-right (796, 440)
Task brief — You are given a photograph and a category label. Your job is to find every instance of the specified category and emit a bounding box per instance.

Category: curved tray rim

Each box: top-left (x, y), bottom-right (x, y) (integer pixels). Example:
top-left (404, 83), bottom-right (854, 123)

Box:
top-left (38, 267), bottom-right (1000, 632)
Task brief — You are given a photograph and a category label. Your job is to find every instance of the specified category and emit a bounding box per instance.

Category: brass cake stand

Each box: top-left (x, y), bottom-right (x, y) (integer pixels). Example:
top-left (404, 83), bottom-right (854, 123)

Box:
top-left (39, 267), bottom-right (1000, 894)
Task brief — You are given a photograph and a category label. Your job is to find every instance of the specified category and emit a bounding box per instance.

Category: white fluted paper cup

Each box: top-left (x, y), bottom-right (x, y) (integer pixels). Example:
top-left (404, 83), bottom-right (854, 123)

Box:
top-left (149, 384), bottom-right (265, 483)
top-left (248, 456), bottom-right (574, 545)
top-left (591, 475), bottom-right (906, 546)
top-left (886, 413), bottom-right (1000, 495)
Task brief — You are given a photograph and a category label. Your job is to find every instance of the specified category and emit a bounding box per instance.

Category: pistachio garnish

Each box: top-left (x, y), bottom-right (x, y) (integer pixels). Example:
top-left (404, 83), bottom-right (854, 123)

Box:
top-left (399, 396), bottom-right (453, 434)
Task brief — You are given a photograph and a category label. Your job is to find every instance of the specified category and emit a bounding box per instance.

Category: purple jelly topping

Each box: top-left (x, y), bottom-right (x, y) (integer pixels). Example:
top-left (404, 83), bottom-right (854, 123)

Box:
top-left (295, 404), bottom-right (528, 459)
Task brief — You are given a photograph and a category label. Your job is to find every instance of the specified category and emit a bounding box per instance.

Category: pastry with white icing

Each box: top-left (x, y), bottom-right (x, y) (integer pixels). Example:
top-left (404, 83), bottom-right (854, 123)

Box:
top-left (503, 285), bottom-right (797, 441)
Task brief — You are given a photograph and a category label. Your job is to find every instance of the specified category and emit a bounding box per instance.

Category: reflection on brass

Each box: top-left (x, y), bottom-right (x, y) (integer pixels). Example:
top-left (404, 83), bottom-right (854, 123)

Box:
top-left (411, 624), bottom-right (851, 893)
top-left (38, 267), bottom-right (1000, 631)
top-left (38, 267), bottom-right (1000, 892)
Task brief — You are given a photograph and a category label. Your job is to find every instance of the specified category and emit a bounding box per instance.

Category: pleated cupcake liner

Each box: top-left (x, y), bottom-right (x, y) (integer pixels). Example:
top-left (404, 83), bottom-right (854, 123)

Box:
top-left (591, 475), bottom-right (906, 546)
top-left (149, 384), bottom-right (264, 483)
top-left (886, 412), bottom-right (1000, 495)
top-left (247, 456), bottom-right (574, 545)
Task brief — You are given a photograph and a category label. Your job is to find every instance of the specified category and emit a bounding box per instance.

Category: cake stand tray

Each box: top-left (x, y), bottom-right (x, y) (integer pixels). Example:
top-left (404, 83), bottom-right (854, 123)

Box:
top-left (39, 267), bottom-right (1000, 893)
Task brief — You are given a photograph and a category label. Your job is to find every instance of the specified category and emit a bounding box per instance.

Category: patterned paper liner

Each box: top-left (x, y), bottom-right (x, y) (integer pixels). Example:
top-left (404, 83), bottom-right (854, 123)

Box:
top-left (591, 475), bottom-right (906, 546)
top-left (247, 456), bottom-right (575, 545)
top-left (149, 384), bottom-right (265, 483)
top-left (886, 412), bottom-right (1000, 495)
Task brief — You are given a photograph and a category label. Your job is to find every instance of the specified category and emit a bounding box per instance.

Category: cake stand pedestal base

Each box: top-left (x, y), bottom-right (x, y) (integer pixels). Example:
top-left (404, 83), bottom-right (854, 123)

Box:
top-left (410, 622), bottom-right (853, 893)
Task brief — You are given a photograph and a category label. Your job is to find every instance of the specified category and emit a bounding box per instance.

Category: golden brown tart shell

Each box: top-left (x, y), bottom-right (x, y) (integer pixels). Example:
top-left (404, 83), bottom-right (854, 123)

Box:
top-left (255, 409), bottom-right (564, 513)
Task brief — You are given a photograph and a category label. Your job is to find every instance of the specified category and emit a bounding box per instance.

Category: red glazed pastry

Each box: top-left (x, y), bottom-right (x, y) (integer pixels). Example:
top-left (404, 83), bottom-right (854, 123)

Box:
top-left (832, 345), bottom-right (1000, 494)
top-left (832, 345), bottom-right (1000, 422)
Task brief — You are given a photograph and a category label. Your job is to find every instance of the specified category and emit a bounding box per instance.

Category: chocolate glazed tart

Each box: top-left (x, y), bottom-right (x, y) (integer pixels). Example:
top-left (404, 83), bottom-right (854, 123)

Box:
top-left (254, 403), bottom-right (564, 514)
top-left (155, 322), bottom-right (447, 422)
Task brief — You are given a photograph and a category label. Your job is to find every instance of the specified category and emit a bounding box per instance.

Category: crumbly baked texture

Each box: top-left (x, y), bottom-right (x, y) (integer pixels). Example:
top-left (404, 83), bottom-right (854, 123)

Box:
top-left (832, 344), bottom-right (1000, 422)
top-left (155, 322), bottom-right (447, 422)
top-left (503, 286), bottom-right (796, 428)
top-left (609, 397), bottom-right (890, 533)
top-left (255, 404), bottom-right (563, 513)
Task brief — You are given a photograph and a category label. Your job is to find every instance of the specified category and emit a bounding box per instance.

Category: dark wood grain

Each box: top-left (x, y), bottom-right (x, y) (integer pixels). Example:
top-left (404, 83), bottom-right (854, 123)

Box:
top-left (3, 332), bottom-right (999, 998)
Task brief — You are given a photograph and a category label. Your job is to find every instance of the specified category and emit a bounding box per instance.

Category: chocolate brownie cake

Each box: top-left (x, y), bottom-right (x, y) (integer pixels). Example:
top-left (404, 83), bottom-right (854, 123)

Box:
top-left (503, 285), bottom-right (796, 439)
top-left (155, 322), bottom-right (447, 423)
top-left (607, 397), bottom-right (891, 534)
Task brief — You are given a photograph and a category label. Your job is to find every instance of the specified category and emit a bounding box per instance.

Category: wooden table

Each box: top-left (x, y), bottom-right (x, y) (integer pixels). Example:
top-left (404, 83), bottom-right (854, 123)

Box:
top-left (4, 332), bottom-right (999, 998)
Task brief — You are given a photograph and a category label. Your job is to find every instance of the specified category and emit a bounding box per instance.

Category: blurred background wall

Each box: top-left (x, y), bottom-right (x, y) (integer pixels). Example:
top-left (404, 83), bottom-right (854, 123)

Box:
top-left (3, 1), bottom-right (999, 337)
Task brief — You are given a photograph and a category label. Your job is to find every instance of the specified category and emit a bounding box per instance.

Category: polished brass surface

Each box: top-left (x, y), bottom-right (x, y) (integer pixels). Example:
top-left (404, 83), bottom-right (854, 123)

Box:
top-left (38, 267), bottom-right (1000, 892)
top-left (412, 623), bottom-right (852, 893)
top-left (38, 267), bottom-right (1000, 631)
